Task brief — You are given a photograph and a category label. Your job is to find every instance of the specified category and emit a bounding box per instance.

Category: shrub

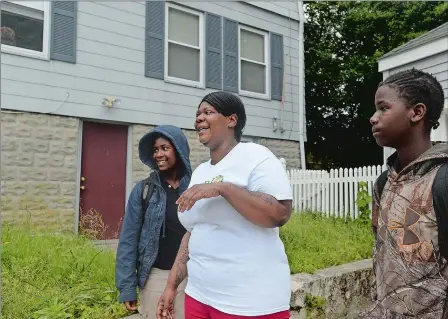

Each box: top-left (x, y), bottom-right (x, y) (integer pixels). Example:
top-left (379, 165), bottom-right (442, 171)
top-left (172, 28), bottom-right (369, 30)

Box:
top-left (355, 181), bottom-right (373, 226)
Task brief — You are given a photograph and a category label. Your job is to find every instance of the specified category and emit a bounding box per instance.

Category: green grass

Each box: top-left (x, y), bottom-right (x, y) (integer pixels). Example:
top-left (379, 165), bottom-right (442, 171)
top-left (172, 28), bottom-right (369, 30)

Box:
top-left (280, 212), bottom-right (374, 274)
top-left (1, 224), bottom-right (128, 319)
top-left (2, 212), bottom-right (374, 318)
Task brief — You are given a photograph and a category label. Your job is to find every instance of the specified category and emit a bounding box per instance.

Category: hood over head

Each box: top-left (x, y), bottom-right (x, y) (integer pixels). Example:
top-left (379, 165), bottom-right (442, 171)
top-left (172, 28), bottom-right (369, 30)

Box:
top-left (387, 143), bottom-right (448, 182)
top-left (138, 125), bottom-right (192, 178)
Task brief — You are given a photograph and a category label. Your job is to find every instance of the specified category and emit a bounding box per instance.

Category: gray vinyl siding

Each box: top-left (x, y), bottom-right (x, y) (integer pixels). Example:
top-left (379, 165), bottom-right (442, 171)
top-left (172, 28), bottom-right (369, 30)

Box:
top-left (1, 1), bottom-right (302, 141)
top-left (246, 1), bottom-right (300, 21)
top-left (387, 51), bottom-right (448, 104)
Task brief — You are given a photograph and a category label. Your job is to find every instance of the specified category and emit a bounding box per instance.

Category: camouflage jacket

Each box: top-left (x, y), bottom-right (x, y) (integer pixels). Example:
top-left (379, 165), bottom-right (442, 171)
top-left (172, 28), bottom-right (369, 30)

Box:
top-left (359, 144), bottom-right (448, 319)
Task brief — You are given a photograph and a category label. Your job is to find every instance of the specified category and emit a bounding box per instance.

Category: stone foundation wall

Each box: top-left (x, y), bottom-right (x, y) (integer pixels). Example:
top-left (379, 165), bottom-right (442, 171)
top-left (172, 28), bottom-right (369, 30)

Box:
top-left (1, 111), bottom-right (79, 232)
top-left (290, 259), bottom-right (373, 319)
top-left (131, 126), bottom-right (302, 185)
top-left (1, 113), bottom-right (301, 231)
top-left (256, 137), bottom-right (301, 170)
top-left (132, 124), bottom-right (154, 184)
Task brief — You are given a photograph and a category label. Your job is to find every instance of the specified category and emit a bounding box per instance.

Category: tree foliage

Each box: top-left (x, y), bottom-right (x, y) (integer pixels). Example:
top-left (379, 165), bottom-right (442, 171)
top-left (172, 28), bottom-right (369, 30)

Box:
top-left (304, 1), bottom-right (448, 169)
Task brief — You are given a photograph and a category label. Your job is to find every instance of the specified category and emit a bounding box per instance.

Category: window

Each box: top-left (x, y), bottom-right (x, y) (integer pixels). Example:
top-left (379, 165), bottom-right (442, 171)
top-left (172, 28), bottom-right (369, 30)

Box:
top-left (238, 25), bottom-right (269, 98)
top-left (165, 3), bottom-right (204, 87)
top-left (1, 1), bottom-right (50, 59)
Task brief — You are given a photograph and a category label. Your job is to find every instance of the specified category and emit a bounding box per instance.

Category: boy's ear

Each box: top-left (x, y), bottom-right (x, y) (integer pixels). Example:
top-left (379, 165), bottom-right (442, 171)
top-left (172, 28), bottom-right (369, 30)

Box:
top-left (410, 103), bottom-right (427, 124)
top-left (227, 114), bottom-right (238, 129)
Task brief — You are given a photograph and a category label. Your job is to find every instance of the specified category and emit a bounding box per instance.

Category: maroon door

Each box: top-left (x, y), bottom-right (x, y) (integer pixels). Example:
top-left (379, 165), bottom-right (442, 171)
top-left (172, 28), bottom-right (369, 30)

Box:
top-left (79, 121), bottom-right (128, 240)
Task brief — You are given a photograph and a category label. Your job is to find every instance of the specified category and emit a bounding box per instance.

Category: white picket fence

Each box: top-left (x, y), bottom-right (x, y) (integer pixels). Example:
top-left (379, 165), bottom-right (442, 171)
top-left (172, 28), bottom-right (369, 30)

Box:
top-left (284, 163), bottom-right (386, 219)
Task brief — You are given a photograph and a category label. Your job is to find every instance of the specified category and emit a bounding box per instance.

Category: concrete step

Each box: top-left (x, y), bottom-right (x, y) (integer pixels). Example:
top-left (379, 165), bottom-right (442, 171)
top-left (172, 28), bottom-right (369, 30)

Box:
top-left (93, 239), bottom-right (119, 252)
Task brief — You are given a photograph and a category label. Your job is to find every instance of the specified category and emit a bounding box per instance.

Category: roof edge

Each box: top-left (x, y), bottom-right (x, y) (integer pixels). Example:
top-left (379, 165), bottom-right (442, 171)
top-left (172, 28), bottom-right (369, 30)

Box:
top-left (378, 36), bottom-right (448, 72)
top-left (379, 22), bottom-right (448, 60)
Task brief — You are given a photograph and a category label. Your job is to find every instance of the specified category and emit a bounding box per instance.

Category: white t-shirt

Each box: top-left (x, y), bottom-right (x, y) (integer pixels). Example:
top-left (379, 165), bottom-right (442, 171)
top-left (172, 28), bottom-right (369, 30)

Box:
top-left (178, 142), bottom-right (293, 316)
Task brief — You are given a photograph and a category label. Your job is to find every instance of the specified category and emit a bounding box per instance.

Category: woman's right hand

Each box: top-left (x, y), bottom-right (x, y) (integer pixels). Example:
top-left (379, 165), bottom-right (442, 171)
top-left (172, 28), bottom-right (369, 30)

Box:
top-left (124, 300), bottom-right (138, 311)
top-left (157, 287), bottom-right (177, 319)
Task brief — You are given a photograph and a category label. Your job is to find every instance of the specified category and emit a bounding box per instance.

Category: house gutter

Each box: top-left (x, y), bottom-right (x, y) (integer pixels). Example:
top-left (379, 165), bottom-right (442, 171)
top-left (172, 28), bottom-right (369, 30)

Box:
top-left (297, 0), bottom-right (306, 169)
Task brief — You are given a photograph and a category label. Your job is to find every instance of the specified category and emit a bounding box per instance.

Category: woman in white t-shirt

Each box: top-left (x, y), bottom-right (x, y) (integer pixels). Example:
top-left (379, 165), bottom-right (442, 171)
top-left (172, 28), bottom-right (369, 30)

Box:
top-left (157, 91), bottom-right (293, 319)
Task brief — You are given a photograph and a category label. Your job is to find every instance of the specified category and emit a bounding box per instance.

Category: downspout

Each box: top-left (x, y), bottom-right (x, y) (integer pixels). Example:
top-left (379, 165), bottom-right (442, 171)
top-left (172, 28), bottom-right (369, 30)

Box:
top-left (297, 0), bottom-right (306, 169)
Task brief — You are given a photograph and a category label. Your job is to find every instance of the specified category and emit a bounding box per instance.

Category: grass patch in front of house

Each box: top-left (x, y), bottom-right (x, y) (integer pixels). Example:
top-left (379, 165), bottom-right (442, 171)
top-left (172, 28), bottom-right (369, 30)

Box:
top-left (1, 224), bottom-right (128, 319)
top-left (2, 210), bottom-right (374, 318)
top-left (280, 211), bottom-right (374, 274)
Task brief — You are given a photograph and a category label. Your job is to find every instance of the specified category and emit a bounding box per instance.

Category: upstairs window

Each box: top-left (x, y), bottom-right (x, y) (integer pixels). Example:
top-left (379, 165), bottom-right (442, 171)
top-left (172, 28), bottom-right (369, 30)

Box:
top-left (165, 3), bottom-right (204, 87)
top-left (239, 25), bottom-right (269, 98)
top-left (1, 0), bottom-right (50, 59)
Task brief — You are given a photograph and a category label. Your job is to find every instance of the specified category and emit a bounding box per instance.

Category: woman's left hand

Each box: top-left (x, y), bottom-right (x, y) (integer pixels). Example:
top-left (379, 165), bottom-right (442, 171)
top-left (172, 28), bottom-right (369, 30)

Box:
top-left (177, 183), bottom-right (222, 212)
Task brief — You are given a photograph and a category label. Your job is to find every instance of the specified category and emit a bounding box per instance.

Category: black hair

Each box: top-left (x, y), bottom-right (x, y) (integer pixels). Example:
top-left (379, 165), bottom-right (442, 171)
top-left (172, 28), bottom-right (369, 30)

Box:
top-left (379, 68), bottom-right (445, 131)
top-left (151, 132), bottom-right (170, 147)
top-left (200, 91), bottom-right (247, 142)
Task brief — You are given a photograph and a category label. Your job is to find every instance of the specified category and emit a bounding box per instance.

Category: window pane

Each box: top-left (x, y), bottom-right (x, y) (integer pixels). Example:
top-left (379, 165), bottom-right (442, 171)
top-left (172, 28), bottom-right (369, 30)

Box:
top-left (1, 10), bottom-right (43, 51)
top-left (241, 60), bottom-right (265, 94)
top-left (168, 7), bottom-right (199, 47)
top-left (168, 42), bottom-right (200, 82)
top-left (240, 29), bottom-right (264, 63)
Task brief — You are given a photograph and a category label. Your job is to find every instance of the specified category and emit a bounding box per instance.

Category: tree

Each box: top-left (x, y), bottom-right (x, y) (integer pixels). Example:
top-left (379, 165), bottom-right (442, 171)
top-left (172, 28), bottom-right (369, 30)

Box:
top-left (304, 1), bottom-right (448, 169)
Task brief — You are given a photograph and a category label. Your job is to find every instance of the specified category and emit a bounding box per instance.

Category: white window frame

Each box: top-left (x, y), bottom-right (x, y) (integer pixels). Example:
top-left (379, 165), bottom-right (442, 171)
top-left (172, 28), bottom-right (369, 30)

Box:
top-left (164, 3), bottom-right (204, 88)
top-left (238, 25), bottom-right (269, 100)
top-left (1, 0), bottom-right (51, 60)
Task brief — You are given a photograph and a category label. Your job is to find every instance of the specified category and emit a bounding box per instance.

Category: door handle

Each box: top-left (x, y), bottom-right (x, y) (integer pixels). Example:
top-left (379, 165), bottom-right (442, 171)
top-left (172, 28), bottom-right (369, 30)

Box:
top-left (80, 186), bottom-right (85, 190)
top-left (81, 176), bottom-right (86, 181)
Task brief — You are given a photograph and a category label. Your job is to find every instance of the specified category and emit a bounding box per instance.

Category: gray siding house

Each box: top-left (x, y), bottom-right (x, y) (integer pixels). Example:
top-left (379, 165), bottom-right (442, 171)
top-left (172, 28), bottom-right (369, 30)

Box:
top-left (378, 22), bottom-right (448, 164)
top-left (1, 1), bottom-right (306, 238)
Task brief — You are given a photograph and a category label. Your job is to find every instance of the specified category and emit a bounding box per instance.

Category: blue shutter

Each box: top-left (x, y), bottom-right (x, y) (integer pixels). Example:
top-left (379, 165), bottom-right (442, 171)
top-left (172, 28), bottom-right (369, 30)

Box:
top-left (270, 33), bottom-right (284, 101)
top-left (205, 13), bottom-right (222, 90)
top-left (145, 1), bottom-right (165, 79)
top-left (223, 19), bottom-right (238, 93)
top-left (50, 1), bottom-right (77, 63)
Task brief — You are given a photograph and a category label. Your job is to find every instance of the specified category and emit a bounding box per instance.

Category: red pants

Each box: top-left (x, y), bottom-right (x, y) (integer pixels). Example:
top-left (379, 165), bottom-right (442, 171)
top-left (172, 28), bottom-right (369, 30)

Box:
top-left (185, 294), bottom-right (291, 319)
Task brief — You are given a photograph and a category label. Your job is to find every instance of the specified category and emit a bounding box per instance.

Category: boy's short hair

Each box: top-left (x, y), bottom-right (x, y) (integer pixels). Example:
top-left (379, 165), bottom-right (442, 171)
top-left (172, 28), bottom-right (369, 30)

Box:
top-left (379, 68), bottom-right (445, 131)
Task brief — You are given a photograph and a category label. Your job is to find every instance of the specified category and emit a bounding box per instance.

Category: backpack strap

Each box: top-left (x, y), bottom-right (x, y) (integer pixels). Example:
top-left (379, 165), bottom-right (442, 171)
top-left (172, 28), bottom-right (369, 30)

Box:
top-left (432, 162), bottom-right (448, 259)
top-left (376, 170), bottom-right (388, 201)
top-left (141, 172), bottom-right (156, 214)
top-left (137, 172), bottom-right (156, 243)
